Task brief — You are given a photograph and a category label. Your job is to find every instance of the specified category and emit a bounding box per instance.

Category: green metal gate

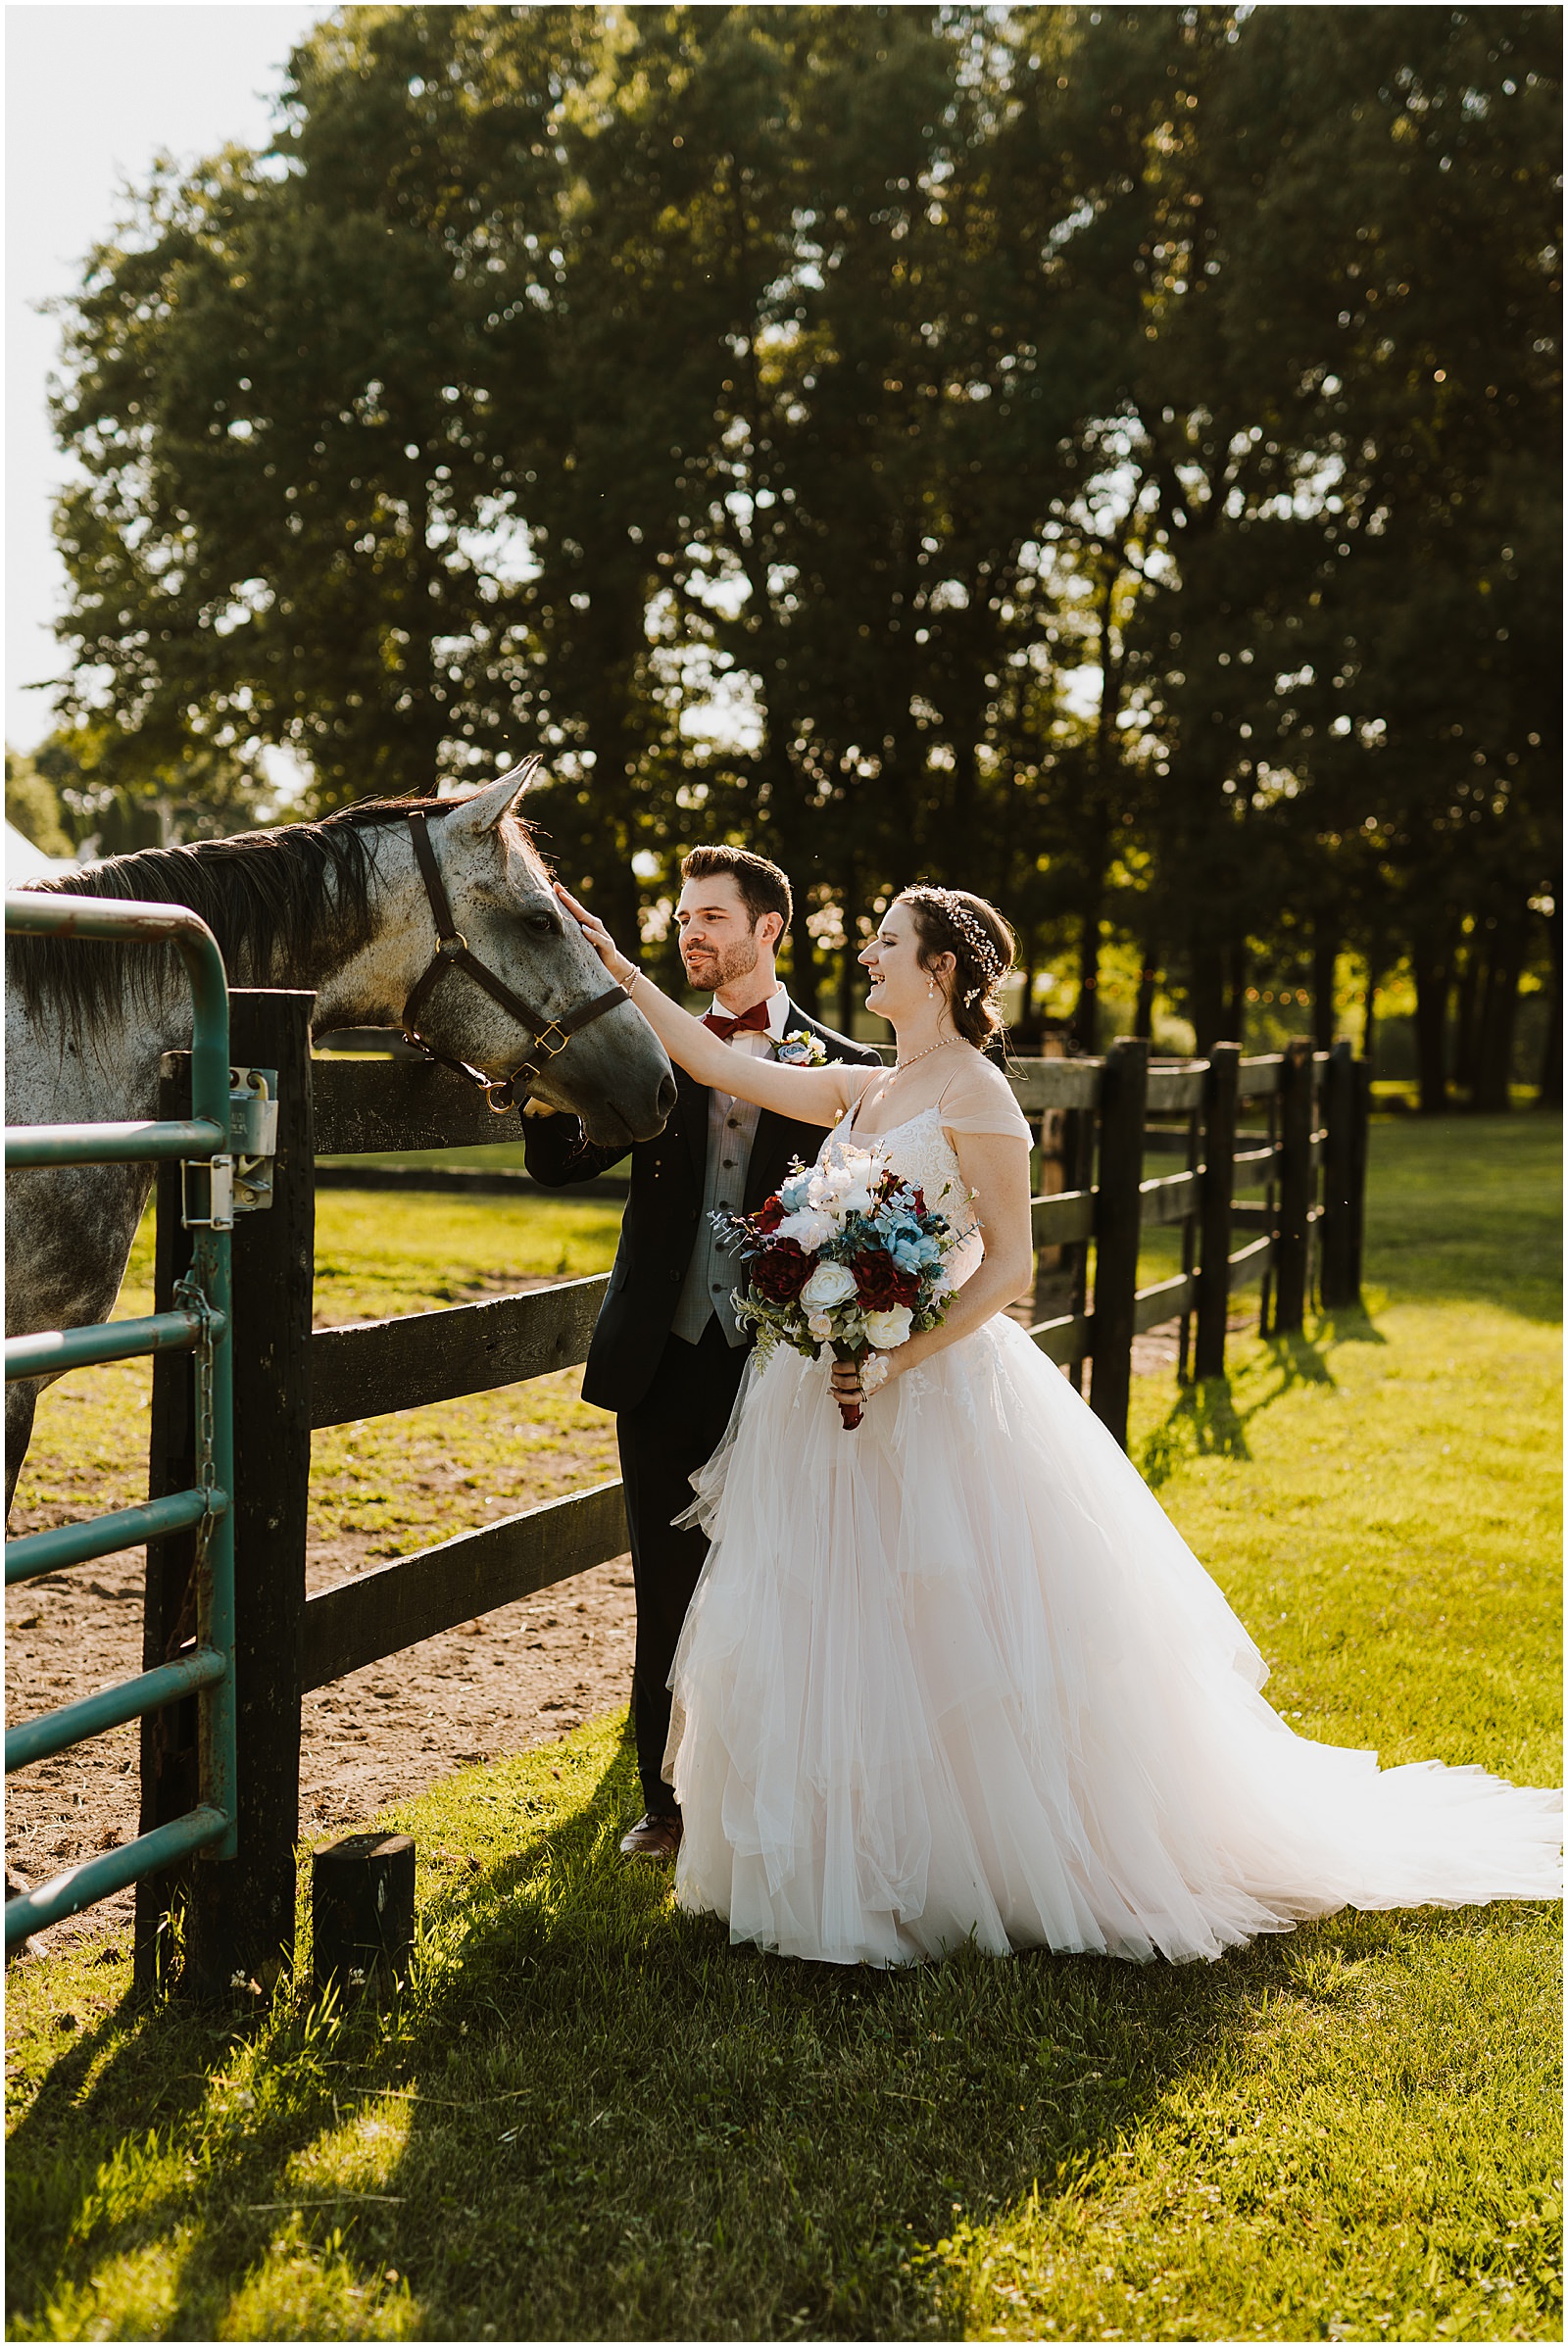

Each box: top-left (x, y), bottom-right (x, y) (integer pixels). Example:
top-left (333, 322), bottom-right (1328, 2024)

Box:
top-left (5, 892), bottom-right (239, 1951)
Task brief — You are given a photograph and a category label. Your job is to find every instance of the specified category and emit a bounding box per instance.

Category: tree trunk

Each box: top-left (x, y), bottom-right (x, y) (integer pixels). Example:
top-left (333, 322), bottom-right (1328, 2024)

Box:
top-left (1538, 897), bottom-right (1562, 1109)
top-left (1018, 927), bottom-right (1039, 1035)
top-left (836, 863), bottom-right (858, 1035)
top-left (1361, 953), bottom-right (1379, 1074)
top-left (1311, 919), bottom-right (1339, 1052)
top-left (1452, 934), bottom-right (1484, 1101)
top-left (1412, 944), bottom-right (1451, 1113)
top-left (1072, 905), bottom-right (1101, 1054)
top-left (1224, 940), bottom-right (1248, 1050)
top-left (1189, 940), bottom-right (1226, 1056)
top-left (1474, 918), bottom-right (1527, 1112)
top-left (1133, 941), bottom-right (1158, 1043)
top-left (787, 893), bottom-right (819, 1016)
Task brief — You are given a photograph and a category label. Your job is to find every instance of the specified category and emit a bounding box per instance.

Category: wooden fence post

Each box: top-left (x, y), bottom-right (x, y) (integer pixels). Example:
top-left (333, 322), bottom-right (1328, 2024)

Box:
top-left (184, 991), bottom-right (317, 1996)
top-left (1195, 1043), bottom-right (1240, 1381)
top-left (1273, 1036), bottom-right (1314, 1334)
top-left (1089, 1037), bottom-right (1148, 1449)
top-left (1319, 1039), bottom-right (1357, 1308)
top-left (1348, 1055), bottom-right (1372, 1306)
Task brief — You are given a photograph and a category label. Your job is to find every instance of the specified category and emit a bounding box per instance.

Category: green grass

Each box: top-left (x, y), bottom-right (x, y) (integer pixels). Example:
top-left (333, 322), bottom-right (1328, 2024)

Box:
top-left (6, 1118), bottom-right (1560, 2341)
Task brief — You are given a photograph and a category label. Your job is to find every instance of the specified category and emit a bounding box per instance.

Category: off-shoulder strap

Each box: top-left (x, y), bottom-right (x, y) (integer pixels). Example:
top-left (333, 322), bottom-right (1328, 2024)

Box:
top-left (942, 1105), bottom-right (1034, 1140)
top-left (936, 1064), bottom-right (1033, 1143)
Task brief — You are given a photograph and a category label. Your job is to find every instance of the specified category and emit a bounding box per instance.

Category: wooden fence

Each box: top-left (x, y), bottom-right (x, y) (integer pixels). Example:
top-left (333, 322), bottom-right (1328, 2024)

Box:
top-left (136, 998), bottom-right (1369, 1992)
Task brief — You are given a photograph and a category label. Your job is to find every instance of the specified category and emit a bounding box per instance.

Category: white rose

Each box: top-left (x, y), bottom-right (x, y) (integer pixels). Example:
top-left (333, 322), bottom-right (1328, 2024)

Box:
top-left (838, 1179), bottom-right (874, 1216)
top-left (800, 1261), bottom-right (858, 1311)
top-left (806, 1311), bottom-right (833, 1342)
top-left (776, 1208), bottom-right (837, 1252)
top-left (862, 1305), bottom-right (913, 1348)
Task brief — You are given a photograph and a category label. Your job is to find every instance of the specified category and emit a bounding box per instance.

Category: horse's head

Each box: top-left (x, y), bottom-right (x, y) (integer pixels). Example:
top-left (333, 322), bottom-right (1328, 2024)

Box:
top-left (402, 765), bottom-right (675, 1148)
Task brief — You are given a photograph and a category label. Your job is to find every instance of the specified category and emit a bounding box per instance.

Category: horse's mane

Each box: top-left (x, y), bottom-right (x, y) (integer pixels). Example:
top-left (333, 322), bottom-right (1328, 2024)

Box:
top-left (6, 792), bottom-right (513, 1035)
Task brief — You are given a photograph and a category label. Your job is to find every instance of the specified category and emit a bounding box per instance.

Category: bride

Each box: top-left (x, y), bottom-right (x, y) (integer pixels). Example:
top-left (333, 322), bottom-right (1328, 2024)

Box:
top-left (556, 877), bottom-right (1561, 1968)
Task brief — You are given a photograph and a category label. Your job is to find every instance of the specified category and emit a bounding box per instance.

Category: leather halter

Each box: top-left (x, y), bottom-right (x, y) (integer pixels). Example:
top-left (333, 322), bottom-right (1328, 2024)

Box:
top-left (400, 808), bottom-right (627, 1114)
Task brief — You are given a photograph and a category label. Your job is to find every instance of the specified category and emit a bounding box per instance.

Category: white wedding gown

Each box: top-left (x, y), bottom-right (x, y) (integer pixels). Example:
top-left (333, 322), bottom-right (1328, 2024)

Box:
top-left (664, 1100), bottom-right (1561, 1967)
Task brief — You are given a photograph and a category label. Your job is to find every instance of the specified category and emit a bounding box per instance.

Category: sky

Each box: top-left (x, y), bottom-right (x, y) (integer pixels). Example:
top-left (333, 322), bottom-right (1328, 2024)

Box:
top-left (6, 2), bottom-right (329, 753)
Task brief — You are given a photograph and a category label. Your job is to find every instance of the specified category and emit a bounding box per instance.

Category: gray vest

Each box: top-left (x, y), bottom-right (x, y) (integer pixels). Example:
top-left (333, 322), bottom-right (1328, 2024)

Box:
top-left (670, 1079), bottom-right (765, 1346)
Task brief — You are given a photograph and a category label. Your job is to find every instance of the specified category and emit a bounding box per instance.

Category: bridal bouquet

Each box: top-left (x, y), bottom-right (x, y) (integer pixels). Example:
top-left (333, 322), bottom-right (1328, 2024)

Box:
top-left (714, 1145), bottom-right (958, 1430)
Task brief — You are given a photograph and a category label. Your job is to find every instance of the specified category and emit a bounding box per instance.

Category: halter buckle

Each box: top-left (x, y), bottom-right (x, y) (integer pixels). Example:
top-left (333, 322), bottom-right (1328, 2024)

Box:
top-left (531, 1019), bottom-right (572, 1059)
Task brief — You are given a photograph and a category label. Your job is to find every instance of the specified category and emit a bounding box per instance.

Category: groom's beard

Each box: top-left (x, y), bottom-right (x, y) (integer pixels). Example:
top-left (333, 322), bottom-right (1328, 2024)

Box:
top-left (681, 933), bottom-right (761, 993)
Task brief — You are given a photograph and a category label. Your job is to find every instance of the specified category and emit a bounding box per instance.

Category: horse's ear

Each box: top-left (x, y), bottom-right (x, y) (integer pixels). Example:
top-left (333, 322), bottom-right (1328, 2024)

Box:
top-left (458, 756), bottom-right (545, 834)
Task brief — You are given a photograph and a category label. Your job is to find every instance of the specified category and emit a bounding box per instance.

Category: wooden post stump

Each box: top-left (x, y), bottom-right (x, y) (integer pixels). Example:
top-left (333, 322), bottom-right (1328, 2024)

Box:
top-left (314, 1834), bottom-right (416, 1997)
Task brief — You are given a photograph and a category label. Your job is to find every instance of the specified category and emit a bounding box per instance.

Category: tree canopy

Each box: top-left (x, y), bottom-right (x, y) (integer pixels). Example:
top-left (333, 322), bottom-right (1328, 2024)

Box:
top-left (38, 3), bottom-right (1561, 1091)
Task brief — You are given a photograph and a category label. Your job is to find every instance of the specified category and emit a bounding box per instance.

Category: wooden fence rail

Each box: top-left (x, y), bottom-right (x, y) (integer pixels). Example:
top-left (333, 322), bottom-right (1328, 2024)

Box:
top-left (140, 999), bottom-right (1369, 1991)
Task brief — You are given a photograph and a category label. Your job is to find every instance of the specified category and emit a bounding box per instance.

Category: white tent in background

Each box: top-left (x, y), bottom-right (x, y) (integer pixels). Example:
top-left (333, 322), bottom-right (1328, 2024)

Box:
top-left (5, 822), bottom-right (76, 884)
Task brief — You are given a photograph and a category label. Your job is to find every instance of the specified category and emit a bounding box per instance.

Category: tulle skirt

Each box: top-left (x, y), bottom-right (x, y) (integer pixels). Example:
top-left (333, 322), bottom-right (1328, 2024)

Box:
top-left (664, 1317), bottom-right (1561, 1967)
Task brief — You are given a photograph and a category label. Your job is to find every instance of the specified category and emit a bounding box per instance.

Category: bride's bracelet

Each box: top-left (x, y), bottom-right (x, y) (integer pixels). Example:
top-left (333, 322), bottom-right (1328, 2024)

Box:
top-left (860, 1352), bottom-right (892, 1397)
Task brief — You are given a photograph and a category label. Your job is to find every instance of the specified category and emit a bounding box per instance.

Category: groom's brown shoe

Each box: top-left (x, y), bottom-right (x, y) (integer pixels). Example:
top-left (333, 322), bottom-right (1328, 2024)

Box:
top-left (619, 1812), bottom-right (682, 1861)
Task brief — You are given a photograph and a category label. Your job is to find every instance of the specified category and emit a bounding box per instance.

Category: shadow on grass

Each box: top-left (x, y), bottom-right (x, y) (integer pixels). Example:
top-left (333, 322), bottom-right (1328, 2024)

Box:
top-left (5, 1722), bottom-right (1527, 2345)
top-left (1139, 1302), bottom-right (1397, 1492)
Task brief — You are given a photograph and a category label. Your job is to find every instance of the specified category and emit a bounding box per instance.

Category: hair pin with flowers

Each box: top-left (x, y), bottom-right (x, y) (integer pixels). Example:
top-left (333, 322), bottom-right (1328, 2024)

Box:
top-left (905, 887), bottom-right (1004, 1003)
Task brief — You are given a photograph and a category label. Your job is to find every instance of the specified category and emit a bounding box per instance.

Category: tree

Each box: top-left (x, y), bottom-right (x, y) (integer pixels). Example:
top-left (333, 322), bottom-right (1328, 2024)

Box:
top-left (43, 3), bottom-right (1558, 1075)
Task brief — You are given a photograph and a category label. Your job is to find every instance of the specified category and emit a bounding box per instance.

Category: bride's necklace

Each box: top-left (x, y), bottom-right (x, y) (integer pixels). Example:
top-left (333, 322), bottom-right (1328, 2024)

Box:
top-left (857, 1034), bottom-right (965, 1128)
top-left (893, 1034), bottom-right (964, 1074)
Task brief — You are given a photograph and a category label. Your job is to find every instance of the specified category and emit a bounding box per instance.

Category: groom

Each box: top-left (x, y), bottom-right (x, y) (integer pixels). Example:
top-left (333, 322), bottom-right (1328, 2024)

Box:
top-left (523, 845), bottom-right (878, 1857)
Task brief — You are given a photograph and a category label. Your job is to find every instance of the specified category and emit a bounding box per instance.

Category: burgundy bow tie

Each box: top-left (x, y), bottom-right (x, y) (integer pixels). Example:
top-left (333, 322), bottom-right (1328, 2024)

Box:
top-left (702, 1002), bottom-right (775, 1043)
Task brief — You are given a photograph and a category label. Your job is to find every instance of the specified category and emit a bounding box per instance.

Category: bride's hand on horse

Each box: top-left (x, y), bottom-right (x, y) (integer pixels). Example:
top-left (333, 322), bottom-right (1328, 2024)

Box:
top-left (555, 884), bottom-right (637, 989)
top-left (555, 878), bottom-right (853, 1128)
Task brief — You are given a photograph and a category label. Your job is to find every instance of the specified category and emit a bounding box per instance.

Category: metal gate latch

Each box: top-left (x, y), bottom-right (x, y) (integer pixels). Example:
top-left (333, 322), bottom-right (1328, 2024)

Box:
top-left (228, 1066), bottom-right (279, 1213)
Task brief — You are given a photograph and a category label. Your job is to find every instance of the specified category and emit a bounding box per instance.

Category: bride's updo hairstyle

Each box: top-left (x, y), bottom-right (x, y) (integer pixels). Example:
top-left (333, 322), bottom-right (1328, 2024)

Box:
top-left (897, 886), bottom-right (1016, 1049)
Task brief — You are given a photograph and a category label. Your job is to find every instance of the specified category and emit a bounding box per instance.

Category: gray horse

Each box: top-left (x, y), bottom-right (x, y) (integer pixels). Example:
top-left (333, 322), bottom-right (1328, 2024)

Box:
top-left (5, 763), bottom-right (674, 1504)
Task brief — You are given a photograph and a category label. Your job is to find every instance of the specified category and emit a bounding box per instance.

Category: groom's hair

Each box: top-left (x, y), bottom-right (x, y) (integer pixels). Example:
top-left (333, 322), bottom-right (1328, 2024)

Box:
top-left (680, 845), bottom-right (792, 937)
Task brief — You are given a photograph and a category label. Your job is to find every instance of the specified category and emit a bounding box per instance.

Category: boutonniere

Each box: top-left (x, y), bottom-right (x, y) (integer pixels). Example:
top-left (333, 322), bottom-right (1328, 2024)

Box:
top-left (776, 1028), bottom-right (828, 1067)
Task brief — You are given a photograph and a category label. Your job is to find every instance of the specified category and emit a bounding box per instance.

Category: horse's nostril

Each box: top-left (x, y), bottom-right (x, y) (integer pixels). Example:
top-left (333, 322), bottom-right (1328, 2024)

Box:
top-left (656, 1074), bottom-right (677, 1119)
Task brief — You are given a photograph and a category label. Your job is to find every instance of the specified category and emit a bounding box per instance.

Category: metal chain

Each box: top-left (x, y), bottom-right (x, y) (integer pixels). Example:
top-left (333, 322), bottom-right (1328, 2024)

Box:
top-left (173, 1266), bottom-right (217, 1569)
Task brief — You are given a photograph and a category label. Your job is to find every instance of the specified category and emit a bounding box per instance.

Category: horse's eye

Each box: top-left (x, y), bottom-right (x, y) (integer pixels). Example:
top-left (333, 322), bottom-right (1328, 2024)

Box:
top-left (525, 911), bottom-right (558, 937)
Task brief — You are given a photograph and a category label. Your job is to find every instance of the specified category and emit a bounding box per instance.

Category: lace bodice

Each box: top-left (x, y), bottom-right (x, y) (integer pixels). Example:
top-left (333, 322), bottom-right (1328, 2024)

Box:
top-left (818, 1103), bottom-right (984, 1282)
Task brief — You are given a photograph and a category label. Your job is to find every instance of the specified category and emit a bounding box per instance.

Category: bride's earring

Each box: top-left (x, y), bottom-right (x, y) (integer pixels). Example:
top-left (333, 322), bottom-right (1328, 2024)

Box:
top-left (926, 977), bottom-right (936, 1000)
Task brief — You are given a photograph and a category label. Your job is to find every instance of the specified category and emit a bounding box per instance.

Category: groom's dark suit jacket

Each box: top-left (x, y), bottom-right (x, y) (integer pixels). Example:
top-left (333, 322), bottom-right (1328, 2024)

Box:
top-left (521, 997), bottom-right (881, 1412)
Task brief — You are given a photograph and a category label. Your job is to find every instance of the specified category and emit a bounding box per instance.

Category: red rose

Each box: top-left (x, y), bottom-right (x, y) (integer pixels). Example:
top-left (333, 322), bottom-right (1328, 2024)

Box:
top-left (753, 1195), bottom-right (785, 1234)
top-left (852, 1249), bottom-right (920, 1310)
top-left (749, 1239), bottom-right (812, 1305)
